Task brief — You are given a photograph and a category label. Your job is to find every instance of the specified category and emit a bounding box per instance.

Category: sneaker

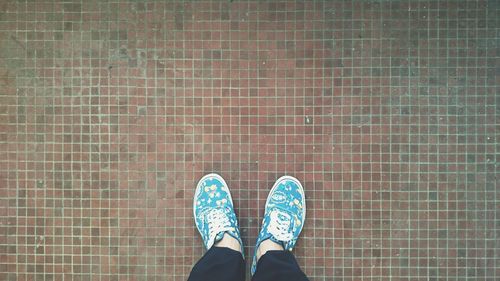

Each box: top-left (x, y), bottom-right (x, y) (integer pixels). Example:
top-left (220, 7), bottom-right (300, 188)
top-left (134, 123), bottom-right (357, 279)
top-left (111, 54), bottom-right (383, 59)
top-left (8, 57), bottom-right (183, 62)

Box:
top-left (193, 173), bottom-right (244, 255)
top-left (251, 175), bottom-right (306, 275)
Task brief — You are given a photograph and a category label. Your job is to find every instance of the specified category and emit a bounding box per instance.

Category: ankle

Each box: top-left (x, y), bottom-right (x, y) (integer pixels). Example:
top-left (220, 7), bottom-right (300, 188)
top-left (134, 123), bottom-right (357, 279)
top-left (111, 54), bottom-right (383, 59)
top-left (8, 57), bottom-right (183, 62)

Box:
top-left (256, 239), bottom-right (284, 261)
top-left (214, 233), bottom-right (242, 253)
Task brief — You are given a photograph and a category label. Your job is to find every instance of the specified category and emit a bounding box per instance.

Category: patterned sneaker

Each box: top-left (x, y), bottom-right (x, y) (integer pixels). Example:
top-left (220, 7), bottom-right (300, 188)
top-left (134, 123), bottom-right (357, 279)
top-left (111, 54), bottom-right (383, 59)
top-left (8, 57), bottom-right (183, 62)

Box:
top-left (193, 173), bottom-right (244, 255)
top-left (251, 175), bottom-right (306, 275)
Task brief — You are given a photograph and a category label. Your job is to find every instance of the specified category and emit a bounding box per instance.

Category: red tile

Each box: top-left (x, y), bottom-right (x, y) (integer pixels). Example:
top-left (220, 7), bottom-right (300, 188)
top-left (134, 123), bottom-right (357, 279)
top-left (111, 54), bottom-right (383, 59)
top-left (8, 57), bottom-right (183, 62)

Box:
top-left (0, 0), bottom-right (497, 280)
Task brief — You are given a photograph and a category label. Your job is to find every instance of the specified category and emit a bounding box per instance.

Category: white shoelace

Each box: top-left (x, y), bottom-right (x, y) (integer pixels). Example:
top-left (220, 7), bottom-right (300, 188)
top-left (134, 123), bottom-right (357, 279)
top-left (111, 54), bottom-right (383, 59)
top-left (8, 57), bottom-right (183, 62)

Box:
top-left (204, 208), bottom-right (233, 249)
top-left (267, 209), bottom-right (294, 242)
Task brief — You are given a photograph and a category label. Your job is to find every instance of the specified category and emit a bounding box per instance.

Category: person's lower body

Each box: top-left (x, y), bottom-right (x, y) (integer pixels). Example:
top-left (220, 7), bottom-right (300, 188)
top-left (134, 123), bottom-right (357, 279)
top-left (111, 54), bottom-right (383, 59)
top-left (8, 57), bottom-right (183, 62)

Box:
top-left (187, 247), bottom-right (309, 281)
top-left (187, 247), bottom-right (245, 281)
top-left (188, 173), bottom-right (309, 281)
top-left (252, 250), bottom-right (309, 281)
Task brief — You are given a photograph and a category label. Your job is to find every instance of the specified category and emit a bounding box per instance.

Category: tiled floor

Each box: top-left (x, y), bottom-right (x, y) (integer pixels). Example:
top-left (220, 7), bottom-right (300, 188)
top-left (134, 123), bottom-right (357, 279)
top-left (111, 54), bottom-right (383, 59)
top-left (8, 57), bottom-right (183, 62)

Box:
top-left (0, 1), bottom-right (498, 280)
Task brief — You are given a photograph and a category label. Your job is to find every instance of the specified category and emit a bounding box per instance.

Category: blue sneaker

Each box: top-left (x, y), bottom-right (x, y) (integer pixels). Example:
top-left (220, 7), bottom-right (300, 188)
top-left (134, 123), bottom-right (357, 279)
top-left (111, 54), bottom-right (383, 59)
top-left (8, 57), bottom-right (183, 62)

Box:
top-left (193, 173), bottom-right (244, 255)
top-left (251, 175), bottom-right (306, 275)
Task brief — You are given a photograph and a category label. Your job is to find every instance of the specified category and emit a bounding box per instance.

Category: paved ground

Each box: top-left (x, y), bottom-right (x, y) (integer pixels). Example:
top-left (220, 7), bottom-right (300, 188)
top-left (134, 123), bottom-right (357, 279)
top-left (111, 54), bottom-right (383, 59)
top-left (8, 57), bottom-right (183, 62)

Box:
top-left (0, 1), bottom-right (498, 280)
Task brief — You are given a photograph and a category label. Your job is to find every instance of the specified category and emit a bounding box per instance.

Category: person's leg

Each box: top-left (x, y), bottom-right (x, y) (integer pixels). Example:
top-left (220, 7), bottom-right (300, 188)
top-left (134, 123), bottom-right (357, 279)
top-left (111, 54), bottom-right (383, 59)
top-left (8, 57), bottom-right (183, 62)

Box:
top-left (188, 173), bottom-right (245, 281)
top-left (188, 237), bottom-right (245, 281)
top-left (252, 250), bottom-right (309, 281)
top-left (251, 176), bottom-right (310, 281)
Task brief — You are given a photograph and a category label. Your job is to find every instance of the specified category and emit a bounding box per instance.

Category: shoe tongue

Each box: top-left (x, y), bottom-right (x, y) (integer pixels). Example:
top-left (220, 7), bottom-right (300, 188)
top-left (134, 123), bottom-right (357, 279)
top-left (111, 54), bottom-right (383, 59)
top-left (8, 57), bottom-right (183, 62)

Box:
top-left (214, 230), bottom-right (226, 244)
top-left (275, 210), bottom-right (291, 222)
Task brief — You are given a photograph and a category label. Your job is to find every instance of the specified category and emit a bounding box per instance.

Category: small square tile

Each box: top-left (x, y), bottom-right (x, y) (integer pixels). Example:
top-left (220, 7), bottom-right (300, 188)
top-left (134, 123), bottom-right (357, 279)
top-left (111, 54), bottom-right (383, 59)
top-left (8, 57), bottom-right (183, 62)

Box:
top-left (0, 1), bottom-right (497, 280)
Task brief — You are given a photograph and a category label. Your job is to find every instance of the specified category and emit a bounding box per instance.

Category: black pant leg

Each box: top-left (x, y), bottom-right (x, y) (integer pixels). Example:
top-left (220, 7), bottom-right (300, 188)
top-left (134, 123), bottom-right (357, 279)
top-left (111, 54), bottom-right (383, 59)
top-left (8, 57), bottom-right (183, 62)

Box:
top-left (187, 247), bottom-right (245, 281)
top-left (251, 250), bottom-right (310, 281)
